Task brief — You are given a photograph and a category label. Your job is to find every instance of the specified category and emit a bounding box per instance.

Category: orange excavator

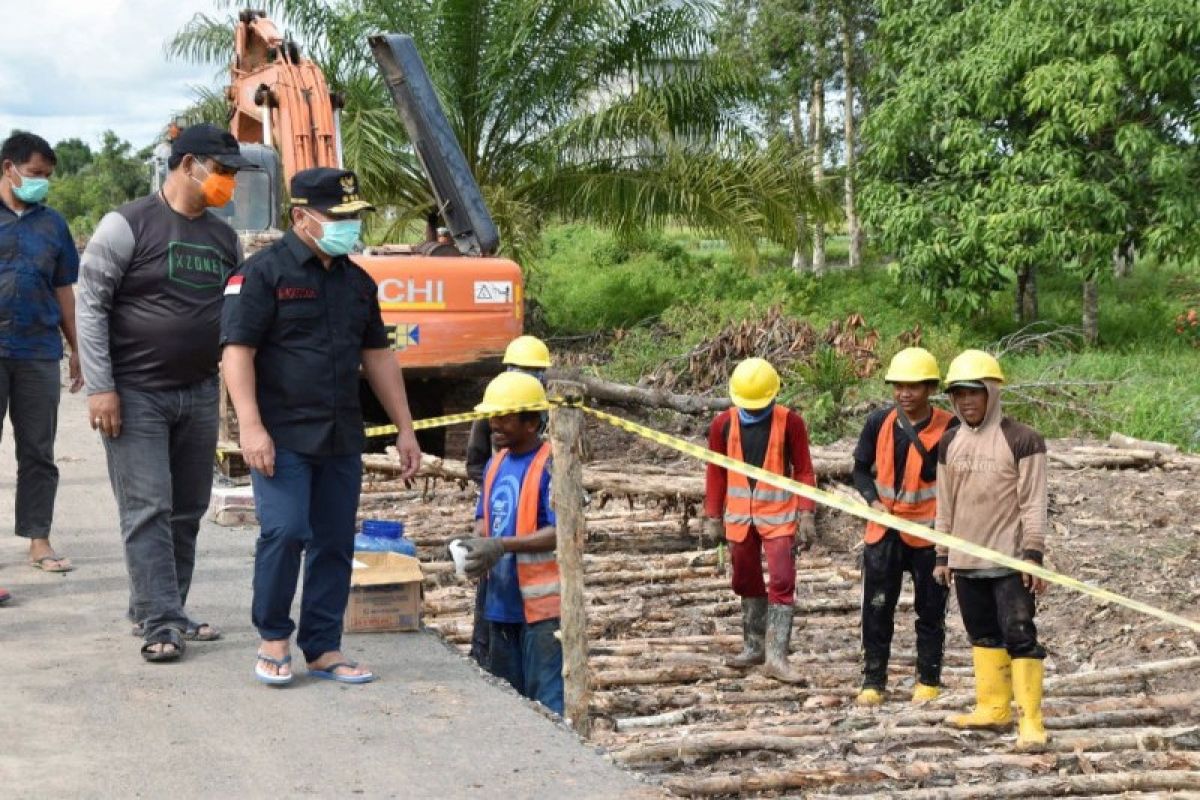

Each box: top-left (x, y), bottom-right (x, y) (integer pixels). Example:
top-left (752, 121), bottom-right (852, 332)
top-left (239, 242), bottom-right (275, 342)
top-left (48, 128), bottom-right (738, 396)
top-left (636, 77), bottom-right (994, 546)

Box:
top-left (217, 10), bottom-right (523, 454)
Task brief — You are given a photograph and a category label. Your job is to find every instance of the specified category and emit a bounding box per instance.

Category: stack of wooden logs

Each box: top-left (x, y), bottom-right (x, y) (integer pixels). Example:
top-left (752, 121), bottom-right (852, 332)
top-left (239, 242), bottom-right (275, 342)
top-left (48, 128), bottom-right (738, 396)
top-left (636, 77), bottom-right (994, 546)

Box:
top-left (360, 432), bottom-right (1200, 517)
top-left (360, 450), bottom-right (1200, 798)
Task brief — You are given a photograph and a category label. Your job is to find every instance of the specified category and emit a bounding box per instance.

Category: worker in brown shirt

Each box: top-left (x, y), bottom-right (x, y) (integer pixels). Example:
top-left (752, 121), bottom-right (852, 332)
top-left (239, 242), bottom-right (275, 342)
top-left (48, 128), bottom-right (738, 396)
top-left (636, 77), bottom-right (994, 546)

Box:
top-left (934, 349), bottom-right (1049, 749)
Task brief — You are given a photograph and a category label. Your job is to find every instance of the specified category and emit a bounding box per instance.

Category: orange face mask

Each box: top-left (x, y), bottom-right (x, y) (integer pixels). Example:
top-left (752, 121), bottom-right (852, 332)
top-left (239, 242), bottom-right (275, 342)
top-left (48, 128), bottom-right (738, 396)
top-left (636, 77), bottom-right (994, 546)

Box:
top-left (190, 160), bottom-right (236, 207)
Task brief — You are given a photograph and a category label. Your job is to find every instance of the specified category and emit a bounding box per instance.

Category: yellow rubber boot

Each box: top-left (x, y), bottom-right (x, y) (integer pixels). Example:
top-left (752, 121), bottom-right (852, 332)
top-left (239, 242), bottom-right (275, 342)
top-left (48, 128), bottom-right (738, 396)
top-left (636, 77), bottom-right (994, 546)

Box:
top-left (855, 687), bottom-right (884, 707)
top-left (911, 683), bottom-right (940, 704)
top-left (948, 647), bottom-right (1013, 729)
top-left (1012, 658), bottom-right (1048, 749)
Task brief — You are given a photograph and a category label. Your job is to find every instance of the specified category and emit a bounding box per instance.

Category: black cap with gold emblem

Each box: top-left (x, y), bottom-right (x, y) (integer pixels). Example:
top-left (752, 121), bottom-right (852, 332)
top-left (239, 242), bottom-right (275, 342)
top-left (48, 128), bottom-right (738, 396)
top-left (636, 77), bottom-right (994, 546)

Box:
top-left (290, 167), bottom-right (376, 215)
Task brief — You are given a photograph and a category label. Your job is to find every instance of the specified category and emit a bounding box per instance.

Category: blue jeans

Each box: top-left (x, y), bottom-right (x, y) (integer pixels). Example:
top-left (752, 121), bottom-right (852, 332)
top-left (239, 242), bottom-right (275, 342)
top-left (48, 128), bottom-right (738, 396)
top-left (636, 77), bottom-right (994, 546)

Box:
top-left (250, 448), bottom-right (362, 663)
top-left (102, 377), bottom-right (219, 640)
top-left (487, 618), bottom-right (564, 715)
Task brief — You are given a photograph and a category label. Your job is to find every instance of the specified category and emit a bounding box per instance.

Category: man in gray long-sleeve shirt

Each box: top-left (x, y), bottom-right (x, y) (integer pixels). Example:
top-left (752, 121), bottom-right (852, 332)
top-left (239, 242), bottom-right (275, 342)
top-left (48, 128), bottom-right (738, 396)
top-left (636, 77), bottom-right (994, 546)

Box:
top-left (77, 124), bottom-right (246, 662)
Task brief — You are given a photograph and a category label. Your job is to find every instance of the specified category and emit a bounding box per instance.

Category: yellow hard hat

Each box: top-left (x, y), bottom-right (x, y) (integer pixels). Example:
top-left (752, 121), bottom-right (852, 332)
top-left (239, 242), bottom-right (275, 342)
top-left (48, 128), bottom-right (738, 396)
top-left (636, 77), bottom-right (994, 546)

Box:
top-left (502, 335), bottom-right (552, 369)
top-left (944, 349), bottom-right (1005, 388)
top-left (729, 357), bottom-right (781, 410)
top-left (884, 347), bottom-right (941, 384)
top-left (475, 371), bottom-right (548, 414)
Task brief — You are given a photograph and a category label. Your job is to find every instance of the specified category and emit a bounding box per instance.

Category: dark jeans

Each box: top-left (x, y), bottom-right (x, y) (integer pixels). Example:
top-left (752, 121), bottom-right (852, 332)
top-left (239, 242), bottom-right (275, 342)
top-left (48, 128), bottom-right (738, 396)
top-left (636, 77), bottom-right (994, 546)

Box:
top-left (955, 572), bottom-right (1045, 659)
top-left (103, 377), bottom-right (218, 640)
top-left (470, 576), bottom-right (490, 665)
top-left (0, 358), bottom-right (60, 538)
top-left (861, 532), bottom-right (949, 688)
top-left (251, 447), bottom-right (362, 663)
top-left (487, 618), bottom-right (564, 716)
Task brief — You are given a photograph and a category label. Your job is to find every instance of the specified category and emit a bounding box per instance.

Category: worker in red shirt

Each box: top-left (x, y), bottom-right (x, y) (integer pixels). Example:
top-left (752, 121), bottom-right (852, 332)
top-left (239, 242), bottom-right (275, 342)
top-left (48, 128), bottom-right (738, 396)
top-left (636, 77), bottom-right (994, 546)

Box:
top-left (704, 358), bottom-right (816, 684)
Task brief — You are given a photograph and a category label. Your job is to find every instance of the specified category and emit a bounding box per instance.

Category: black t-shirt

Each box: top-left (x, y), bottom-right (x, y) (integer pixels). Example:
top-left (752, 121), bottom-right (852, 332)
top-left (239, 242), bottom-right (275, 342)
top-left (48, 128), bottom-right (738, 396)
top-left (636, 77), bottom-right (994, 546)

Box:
top-left (220, 231), bottom-right (389, 456)
top-left (80, 193), bottom-right (240, 391)
top-left (852, 405), bottom-right (959, 503)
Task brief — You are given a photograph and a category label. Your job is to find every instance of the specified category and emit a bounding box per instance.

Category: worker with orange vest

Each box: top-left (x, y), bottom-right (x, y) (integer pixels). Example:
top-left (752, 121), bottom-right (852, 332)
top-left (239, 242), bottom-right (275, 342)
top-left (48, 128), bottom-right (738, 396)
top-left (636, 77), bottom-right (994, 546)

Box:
top-left (851, 348), bottom-right (957, 706)
top-left (464, 335), bottom-right (553, 668)
top-left (461, 372), bottom-right (563, 715)
top-left (704, 358), bottom-right (816, 684)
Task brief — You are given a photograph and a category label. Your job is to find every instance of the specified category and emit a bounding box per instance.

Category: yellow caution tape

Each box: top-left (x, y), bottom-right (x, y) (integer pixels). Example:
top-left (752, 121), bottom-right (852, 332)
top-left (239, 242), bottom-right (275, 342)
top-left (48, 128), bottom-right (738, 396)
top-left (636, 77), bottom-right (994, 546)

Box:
top-left (364, 402), bottom-right (550, 438)
top-left (577, 404), bottom-right (1200, 636)
top-left (225, 393), bottom-right (1200, 635)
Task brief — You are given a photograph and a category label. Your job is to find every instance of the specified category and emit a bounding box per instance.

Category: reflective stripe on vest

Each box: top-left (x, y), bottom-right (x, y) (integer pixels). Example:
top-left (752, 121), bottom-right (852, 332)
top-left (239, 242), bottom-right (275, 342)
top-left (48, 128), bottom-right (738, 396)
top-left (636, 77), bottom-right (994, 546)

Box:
top-left (482, 443), bottom-right (560, 622)
top-left (723, 404), bottom-right (800, 542)
top-left (864, 407), bottom-right (952, 548)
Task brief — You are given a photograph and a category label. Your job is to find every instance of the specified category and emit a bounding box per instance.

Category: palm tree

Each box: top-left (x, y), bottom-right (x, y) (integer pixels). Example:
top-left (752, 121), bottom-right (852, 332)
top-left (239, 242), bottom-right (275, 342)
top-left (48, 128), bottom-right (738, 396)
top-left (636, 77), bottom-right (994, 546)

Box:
top-left (169, 0), bottom-right (833, 257)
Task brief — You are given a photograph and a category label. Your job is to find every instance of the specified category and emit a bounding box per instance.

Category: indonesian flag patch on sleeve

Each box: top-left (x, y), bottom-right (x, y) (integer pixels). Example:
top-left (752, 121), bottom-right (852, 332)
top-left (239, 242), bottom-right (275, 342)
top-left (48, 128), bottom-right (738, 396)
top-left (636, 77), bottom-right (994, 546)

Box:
top-left (224, 275), bottom-right (244, 295)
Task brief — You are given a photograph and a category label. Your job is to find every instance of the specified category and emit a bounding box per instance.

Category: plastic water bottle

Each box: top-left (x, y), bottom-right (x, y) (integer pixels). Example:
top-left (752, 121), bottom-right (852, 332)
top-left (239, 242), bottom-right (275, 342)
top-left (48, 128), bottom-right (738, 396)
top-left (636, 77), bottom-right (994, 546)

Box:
top-left (354, 519), bottom-right (416, 557)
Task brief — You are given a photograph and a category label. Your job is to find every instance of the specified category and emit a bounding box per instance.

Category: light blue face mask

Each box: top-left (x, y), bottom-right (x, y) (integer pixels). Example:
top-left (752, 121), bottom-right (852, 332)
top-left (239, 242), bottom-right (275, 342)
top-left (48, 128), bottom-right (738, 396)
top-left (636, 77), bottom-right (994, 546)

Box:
top-left (10, 168), bottom-right (50, 204)
top-left (305, 211), bottom-right (362, 256)
top-left (737, 402), bottom-right (775, 425)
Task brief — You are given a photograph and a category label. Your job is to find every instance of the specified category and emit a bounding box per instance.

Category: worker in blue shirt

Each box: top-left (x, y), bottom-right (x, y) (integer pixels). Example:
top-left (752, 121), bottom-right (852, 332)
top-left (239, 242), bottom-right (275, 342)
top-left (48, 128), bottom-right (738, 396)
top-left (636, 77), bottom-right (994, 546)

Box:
top-left (0, 131), bottom-right (83, 589)
top-left (462, 372), bottom-right (563, 715)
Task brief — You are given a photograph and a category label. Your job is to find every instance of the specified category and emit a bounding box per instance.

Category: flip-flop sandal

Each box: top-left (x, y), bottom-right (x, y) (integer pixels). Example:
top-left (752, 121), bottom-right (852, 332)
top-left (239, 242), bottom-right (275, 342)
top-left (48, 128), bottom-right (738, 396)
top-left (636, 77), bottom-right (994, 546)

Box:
top-left (132, 621), bottom-right (223, 640)
top-left (0, 587), bottom-right (11, 605)
top-left (185, 621), bottom-right (222, 641)
top-left (141, 629), bottom-right (185, 663)
top-left (30, 555), bottom-right (74, 573)
top-left (255, 652), bottom-right (294, 686)
top-left (307, 660), bottom-right (376, 684)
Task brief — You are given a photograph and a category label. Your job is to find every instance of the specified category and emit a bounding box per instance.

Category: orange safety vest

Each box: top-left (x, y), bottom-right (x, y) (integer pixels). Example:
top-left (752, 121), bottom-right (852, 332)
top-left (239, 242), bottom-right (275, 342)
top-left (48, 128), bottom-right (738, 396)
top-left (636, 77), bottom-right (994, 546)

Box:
top-left (723, 405), bottom-right (801, 542)
top-left (864, 407), bottom-right (953, 548)
top-left (482, 442), bottom-right (560, 623)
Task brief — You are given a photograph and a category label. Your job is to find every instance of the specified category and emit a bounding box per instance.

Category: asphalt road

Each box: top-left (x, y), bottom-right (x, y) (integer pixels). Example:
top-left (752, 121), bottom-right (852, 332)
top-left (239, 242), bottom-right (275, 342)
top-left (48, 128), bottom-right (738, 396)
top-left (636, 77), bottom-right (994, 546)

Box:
top-left (0, 378), bottom-right (652, 799)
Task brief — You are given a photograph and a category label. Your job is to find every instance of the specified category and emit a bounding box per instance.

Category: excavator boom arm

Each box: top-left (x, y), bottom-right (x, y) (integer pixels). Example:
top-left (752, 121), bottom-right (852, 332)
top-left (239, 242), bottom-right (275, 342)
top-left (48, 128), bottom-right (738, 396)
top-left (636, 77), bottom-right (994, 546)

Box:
top-left (228, 9), bottom-right (339, 180)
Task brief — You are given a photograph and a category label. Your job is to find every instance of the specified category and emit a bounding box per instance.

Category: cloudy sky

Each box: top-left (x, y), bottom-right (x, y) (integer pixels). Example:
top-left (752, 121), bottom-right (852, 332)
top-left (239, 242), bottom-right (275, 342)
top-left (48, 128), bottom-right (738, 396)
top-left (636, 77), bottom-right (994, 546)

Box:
top-left (0, 0), bottom-right (224, 150)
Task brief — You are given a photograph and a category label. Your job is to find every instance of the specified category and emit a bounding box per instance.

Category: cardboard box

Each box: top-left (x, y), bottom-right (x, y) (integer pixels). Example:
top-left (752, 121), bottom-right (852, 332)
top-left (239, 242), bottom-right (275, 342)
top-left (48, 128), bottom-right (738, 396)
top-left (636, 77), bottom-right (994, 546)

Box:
top-left (345, 552), bottom-right (423, 633)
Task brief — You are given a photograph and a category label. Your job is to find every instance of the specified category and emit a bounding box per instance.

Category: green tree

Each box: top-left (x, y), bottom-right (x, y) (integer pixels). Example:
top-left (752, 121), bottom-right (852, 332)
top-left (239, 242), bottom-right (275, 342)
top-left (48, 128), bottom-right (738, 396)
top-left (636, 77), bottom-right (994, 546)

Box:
top-left (169, 0), bottom-right (831, 258)
top-left (860, 0), bottom-right (1200, 342)
top-left (53, 138), bottom-right (93, 176)
top-left (48, 131), bottom-right (150, 236)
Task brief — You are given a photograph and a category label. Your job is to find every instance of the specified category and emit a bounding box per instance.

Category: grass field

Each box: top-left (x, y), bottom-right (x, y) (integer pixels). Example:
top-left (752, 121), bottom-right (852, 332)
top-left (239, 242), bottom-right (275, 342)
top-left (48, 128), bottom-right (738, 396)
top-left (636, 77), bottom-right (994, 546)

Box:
top-left (526, 225), bottom-right (1200, 449)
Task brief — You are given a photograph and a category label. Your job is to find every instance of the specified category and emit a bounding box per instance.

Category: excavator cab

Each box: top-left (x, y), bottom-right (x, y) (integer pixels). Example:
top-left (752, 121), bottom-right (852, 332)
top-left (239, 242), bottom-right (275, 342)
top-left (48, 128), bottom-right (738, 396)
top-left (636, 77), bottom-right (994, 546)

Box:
top-left (210, 143), bottom-right (283, 233)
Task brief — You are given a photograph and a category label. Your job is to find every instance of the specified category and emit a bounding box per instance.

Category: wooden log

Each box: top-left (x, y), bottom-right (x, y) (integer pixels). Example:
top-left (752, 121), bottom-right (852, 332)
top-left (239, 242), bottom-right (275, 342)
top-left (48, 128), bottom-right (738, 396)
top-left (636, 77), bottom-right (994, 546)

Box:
top-left (593, 664), bottom-right (743, 688)
top-left (664, 751), bottom-right (1200, 798)
top-left (663, 756), bottom-right (1057, 797)
top-left (1109, 431), bottom-right (1179, 455)
top-left (1078, 690), bottom-right (1200, 714)
top-left (547, 370), bottom-right (730, 415)
top-left (1044, 725), bottom-right (1200, 753)
top-left (1042, 708), bottom-right (1172, 730)
top-left (550, 380), bottom-right (591, 736)
top-left (614, 707), bottom-right (697, 732)
top-left (612, 724), bottom-right (971, 765)
top-left (1044, 656), bottom-right (1200, 689)
top-left (868, 769), bottom-right (1200, 799)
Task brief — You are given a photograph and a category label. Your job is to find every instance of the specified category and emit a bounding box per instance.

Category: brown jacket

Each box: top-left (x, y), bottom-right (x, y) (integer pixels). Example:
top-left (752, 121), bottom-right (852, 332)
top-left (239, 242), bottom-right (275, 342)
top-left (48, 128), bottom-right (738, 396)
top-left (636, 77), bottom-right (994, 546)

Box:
top-left (935, 380), bottom-right (1048, 570)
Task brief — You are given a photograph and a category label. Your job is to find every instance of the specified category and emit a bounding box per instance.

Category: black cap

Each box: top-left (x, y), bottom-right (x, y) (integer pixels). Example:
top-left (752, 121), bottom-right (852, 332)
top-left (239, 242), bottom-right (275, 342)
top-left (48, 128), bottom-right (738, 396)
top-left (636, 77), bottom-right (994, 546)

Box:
top-left (290, 167), bottom-right (375, 215)
top-left (171, 123), bottom-right (251, 170)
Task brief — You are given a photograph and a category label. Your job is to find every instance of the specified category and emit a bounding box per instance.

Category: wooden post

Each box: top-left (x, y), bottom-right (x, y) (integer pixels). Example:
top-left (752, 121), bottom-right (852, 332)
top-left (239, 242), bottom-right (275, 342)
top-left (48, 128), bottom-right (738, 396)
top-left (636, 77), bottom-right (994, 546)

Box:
top-left (549, 380), bottom-right (591, 735)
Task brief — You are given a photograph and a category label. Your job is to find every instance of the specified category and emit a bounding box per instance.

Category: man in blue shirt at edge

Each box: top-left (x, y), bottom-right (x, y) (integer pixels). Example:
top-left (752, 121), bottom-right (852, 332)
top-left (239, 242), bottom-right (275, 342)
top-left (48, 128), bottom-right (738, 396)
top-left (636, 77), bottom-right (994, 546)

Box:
top-left (462, 371), bottom-right (564, 716)
top-left (0, 132), bottom-right (84, 600)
